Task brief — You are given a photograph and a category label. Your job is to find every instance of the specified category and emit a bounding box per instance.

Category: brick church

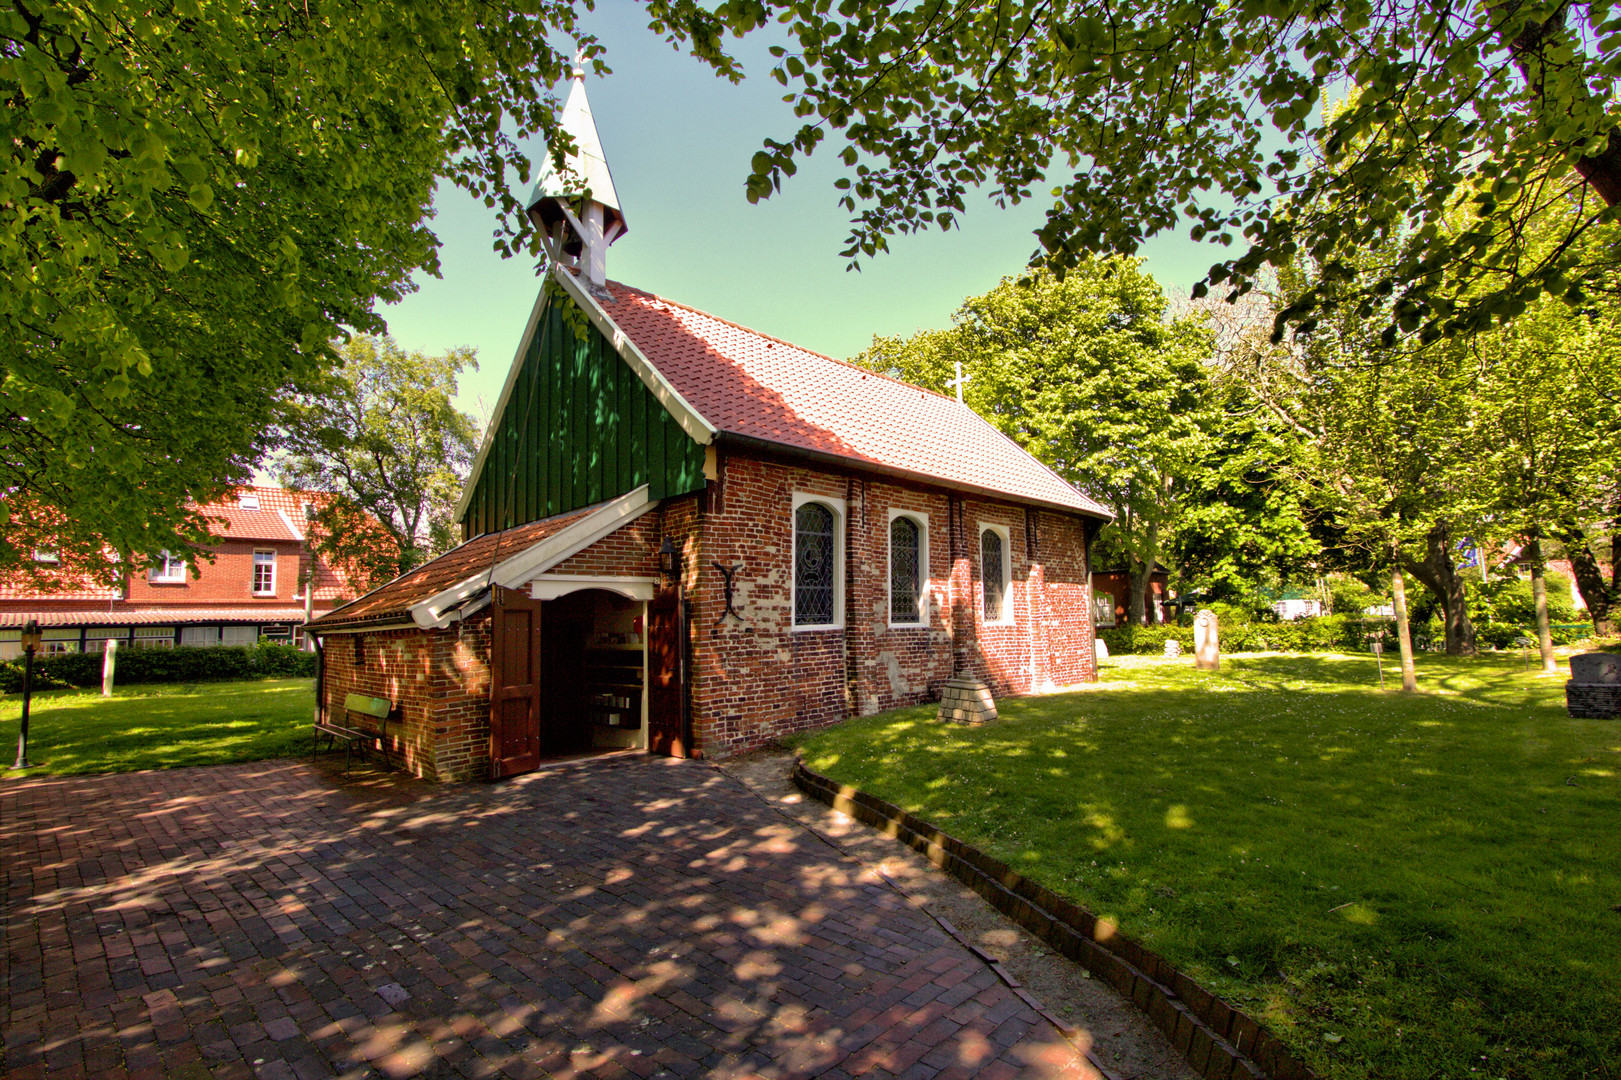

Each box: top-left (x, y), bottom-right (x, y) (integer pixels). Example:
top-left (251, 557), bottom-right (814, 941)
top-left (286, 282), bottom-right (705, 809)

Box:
top-left (307, 67), bottom-right (1110, 781)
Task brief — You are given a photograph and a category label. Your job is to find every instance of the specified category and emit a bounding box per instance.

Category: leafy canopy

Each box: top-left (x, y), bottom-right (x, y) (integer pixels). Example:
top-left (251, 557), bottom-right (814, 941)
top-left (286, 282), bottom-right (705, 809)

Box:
top-left (0, 0), bottom-right (736, 575)
top-left (274, 336), bottom-right (481, 590)
top-left (718, 0), bottom-right (1621, 339)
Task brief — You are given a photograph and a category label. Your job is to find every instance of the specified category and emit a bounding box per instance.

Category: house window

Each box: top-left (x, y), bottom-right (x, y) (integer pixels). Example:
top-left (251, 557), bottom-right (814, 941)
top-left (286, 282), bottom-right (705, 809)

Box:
top-left (238, 492), bottom-right (260, 510)
top-left (133, 627), bottom-right (175, 649)
top-left (1094, 593), bottom-right (1116, 627)
top-left (221, 626), bottom-right (258, 647)
top-left (32, 548), bottom-right (58, 564)
top-left (980, 524), bottom-right (1012, 624)
top-left (0, 630), bottom-right (19, 662)
top-left (42, 628), bottom-right (79, 655)
top-left (253, 550), bottom-right (276, 596)
top-left (148, 551), bottom-right (186, 583)
top-left (888, 511), bottom-right (928, 626)
top-left (181, 626), bottom-right (221, 648)
top-left (85, 627), bottom-right (125, 653)
top-left (792, 493), bottom-right (846, 629)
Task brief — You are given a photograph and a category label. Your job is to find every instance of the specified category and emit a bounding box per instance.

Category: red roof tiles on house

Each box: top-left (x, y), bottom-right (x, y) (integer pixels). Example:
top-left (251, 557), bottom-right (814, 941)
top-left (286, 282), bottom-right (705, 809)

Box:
top-left (308, 504), bottom-right (600, 630)
top-left (0, 608), bottom-right (310, 628)
top-left (203, 505), bottom-right (303, 542)
top-left (597, 281), bottom-right (1111, 518)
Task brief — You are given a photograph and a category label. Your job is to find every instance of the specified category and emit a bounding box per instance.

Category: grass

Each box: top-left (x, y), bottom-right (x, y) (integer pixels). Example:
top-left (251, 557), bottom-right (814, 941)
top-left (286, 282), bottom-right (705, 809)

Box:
top-left (0, 678), bottom-right (317, 777)
top-left (792, 653), bottom-right (1621, 1080)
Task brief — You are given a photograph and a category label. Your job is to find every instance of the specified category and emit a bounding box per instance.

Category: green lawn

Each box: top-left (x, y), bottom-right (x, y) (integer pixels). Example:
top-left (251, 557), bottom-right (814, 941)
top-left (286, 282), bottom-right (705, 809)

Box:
top-left (0, 678), bottom-right (317, 777)
top-left (792, 653), bottom-right (1621, 1080)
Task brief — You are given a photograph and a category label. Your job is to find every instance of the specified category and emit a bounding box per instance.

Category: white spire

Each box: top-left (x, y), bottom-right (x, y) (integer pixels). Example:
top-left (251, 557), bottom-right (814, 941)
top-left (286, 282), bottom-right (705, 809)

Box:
top-left (528, 54), bottom-right (626, 291)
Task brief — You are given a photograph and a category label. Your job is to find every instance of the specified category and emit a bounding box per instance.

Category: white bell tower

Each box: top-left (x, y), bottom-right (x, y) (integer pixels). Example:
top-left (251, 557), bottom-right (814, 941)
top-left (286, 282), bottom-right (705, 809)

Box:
top-left (528, 55), bottom-right (626, 294)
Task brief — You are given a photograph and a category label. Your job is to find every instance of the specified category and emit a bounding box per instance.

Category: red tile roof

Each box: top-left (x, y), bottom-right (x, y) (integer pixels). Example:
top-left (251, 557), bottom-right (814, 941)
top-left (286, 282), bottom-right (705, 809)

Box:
top-left (0, 571), bottom-right (122, 603)
top-left (1, 608), bottom-right (311, 628)
top-left (598, 281), bottom-right (1111, 518)
top-left (308, 504), bottom-right (600, 630)
top-left (202, 505), bottom-right (303, 542)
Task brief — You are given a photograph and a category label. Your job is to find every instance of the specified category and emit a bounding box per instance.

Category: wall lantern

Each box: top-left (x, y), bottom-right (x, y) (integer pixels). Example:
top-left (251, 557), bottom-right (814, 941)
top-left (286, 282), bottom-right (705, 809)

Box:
top-left (658, 537), bottom-right (682, 582)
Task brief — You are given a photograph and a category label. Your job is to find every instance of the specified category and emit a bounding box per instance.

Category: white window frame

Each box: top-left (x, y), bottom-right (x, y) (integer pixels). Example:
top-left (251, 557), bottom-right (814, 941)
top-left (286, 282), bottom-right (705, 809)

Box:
top-left (148, 551), bottom-right (186, 583)
top-left (238, 493), bottom-right (260, 510)
top-left (252, 550), bottom-right (277, 596)
top-left (1094, 592), bottom-right (1117, 627)
top-left (791, 492), bottom-right (847, 631)
top-left (32, 548), bottom-right (58, 564)
top-left (886, 509), bottom-right (930, 629)
top-left (977, 522), bottom-right (1015, 626)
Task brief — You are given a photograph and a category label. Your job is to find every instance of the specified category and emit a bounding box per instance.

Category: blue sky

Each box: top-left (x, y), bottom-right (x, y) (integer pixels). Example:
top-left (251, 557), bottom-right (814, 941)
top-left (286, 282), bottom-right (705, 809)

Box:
top-left (380, 6), bottom-right (1215, 423)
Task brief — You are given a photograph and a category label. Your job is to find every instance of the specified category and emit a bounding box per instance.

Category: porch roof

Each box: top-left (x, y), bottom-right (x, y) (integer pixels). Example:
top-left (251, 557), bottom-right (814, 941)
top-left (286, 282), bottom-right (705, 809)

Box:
top-left (308, 487), bottom-right (653, 633)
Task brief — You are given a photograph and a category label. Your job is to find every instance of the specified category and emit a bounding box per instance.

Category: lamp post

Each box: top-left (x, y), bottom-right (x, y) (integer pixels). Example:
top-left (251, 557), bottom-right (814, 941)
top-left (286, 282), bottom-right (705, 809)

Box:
top-left (12, 618), bottom-right (42, 770)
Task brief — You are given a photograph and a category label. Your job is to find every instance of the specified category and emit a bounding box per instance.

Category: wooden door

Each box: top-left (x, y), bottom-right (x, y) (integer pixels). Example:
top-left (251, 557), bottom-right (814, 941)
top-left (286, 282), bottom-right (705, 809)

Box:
top-left (490, 586), bottom-right (543, 778)
top-left (647, 589), bottom-right (689, 757)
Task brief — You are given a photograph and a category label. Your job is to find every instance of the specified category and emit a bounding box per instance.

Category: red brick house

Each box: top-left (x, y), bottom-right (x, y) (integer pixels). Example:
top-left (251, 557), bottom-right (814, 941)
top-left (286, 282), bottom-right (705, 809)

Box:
top-left (1090, 563), bottom-right (1172, 626)
top-left (0, 486), bottom-right (355, 660)
top-left (306, 69), bottom-right (1111, 780)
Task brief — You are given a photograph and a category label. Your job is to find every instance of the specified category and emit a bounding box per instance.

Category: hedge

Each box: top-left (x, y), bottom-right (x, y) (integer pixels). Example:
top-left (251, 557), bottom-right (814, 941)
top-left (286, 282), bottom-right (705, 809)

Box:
top-left (1097, 615), bottom-right (1590, 656)
top-left (0, 642), bottom-right (316, 694)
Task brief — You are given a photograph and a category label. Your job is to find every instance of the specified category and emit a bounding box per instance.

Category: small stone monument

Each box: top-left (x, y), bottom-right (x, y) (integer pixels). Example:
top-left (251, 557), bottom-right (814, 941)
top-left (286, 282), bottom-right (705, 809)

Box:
top-left (937, 674), bottom-right (998, 725)
top-left (1094, 637), bottom-right (1110, 662)
top-left (1565, 653), bottom-right (1621, 718)
top-left (1194, 609), bottom-right (1220, 671)
top-left (1163, 638), bottom-right (1183, 658)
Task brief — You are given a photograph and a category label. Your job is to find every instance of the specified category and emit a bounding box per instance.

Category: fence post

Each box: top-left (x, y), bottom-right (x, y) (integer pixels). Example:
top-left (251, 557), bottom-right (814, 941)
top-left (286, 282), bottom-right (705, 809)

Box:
top-left (102, 638), bottom-right (118, 696)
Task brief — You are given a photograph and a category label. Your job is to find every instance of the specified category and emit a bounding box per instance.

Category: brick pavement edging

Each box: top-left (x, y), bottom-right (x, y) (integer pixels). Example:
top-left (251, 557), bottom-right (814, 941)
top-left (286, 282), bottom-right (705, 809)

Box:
top-left (792, 759), bottom-right (1323, 1080)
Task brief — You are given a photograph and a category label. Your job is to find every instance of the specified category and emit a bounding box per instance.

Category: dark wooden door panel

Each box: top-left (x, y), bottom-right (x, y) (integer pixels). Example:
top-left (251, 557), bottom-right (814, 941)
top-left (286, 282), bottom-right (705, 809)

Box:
top-left (647, 589), bottom-right (687, 757)
top-left (490, 587), bottom-right (542, 778)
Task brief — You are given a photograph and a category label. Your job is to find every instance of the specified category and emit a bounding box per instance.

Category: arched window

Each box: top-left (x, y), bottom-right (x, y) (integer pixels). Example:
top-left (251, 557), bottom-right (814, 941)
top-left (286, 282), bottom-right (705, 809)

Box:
top-left (981, 527), bottom-right (1007, 622)
top-left (794, 501), bottom-right (836, 625)
top-left (889, 515), bottom-right (923, 624)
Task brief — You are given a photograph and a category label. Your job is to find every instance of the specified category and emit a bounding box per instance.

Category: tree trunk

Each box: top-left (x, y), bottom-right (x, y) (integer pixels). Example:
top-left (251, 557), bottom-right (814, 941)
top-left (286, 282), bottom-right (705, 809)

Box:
top-left (1552, 518), bottom-right (1617, 635)
top-left (1128, 517), bottom-right (1161, 626)
top-left (1391, 555), bottom-right (1419, 692)
top-left (1402, 522), bottom-right (1478, 656)
top-left (1527, 535), bottom-right (1558, 674)
top-left (1496, 2), bottom-right (1621, 204)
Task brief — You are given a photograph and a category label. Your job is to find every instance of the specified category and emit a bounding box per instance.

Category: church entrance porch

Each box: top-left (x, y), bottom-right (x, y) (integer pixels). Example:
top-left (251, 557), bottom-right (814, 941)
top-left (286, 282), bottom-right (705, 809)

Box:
top-left (491, 583), bottom-right (682, 779)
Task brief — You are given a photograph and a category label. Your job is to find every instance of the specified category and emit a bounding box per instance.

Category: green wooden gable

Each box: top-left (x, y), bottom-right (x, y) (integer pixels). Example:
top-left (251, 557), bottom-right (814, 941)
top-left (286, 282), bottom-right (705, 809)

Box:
top-left (461, 295), bottom-right (707, 540)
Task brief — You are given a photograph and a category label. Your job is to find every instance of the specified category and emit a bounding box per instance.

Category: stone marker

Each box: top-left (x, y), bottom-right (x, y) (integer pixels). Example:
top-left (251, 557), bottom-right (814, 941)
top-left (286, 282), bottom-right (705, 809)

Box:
top-left (1194, 609), bottom-right (1220, 671)
top-left (1094, 637), bottom-right (1110, 662)
top-left (1164, 639), bottom-right (1183, 658)
top-left (937, 674), bottom-right (998, 725)
top-left (1566, 652), bottom-right (1621, 718)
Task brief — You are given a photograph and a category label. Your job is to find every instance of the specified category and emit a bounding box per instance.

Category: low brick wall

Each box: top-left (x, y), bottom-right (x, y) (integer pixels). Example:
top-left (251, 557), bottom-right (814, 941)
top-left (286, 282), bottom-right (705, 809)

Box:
top-left (792, 759), bottom-right (1322, 1080)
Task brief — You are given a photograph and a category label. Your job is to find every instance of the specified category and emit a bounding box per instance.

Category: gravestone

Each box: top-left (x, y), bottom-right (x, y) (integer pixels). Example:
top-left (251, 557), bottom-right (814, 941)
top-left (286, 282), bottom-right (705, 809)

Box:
top-left (937, 674), bottom-right (998, 725)
top-left (1094, 637), bottom-right (1110, 662)
top-left (1194, 609), bottom-right (1220, 671)
top-left (1163, 639), bottom-right (1183, 658)
top-left (1566, 653), bottom-right (1621, 719)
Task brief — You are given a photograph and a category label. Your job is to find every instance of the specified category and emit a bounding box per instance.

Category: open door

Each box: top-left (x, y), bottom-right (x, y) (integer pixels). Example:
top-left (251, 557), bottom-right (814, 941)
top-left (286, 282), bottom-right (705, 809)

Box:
top-left (647, 588), bottom-right (689, 757)
top-left (490, 585), bottom-right (542, 778)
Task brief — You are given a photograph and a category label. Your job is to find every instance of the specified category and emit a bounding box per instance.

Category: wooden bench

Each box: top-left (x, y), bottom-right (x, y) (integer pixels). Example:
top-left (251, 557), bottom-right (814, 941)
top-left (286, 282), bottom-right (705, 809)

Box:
top-left (312, 693), bottom-right (395, 775)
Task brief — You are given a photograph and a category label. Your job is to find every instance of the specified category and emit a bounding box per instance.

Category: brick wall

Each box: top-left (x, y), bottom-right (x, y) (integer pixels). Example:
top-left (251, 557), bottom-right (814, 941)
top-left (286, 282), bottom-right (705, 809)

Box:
top-left (316, 616), bottom-right (495, 783)
top-left (686, 451), bottom-right (1099, 756)
top-left (316, 452), bottom-right (1099, 779)
top-left (128, 539), bottom-right (305, 606)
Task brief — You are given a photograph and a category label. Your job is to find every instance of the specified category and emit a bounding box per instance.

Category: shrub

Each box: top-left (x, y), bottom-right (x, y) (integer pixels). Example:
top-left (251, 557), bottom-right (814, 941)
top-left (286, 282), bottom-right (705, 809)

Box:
top-left (1100, 615), bottom-right (1401, 655)
top-left (0, 642), bottom-right (316, 694)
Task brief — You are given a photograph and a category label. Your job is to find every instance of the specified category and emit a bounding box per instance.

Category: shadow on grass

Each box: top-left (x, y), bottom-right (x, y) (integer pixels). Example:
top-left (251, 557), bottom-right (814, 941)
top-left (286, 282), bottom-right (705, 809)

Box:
top-left (793, 653), bottom-right (1620, 1080)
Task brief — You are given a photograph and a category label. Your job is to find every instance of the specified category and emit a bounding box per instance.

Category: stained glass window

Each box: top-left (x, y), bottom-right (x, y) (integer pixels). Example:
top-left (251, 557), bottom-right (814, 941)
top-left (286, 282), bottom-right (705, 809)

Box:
top-left (890, 517), bottom-right (922, 623)
top-left (795, 502), bottom-right (836, 624)
top-left (982, 529), bottom-right (1006, 621)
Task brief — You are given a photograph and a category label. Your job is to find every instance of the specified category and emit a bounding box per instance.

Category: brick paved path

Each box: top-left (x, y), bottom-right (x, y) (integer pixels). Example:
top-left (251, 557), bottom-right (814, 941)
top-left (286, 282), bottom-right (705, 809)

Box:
top-left (2, 756), bottom-right (1090, 1080)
